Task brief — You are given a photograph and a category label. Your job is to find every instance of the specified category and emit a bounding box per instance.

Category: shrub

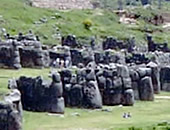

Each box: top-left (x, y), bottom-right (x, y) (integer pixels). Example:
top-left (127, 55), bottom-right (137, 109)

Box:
top-left (83, 19), bottom-right (93, 30)
top-left (128, 126), bottom-right (143, 130)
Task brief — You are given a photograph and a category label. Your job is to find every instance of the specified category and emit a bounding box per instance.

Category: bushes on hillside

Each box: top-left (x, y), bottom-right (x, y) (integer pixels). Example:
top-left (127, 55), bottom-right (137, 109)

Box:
top-left (83, 19), bottom-right (93, 30)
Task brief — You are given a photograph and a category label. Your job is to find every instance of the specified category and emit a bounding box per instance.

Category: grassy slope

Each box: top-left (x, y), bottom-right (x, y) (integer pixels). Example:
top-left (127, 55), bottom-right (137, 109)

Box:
top-left (0, 0), bottom-right (170, 45)
top-left (0, 68), bottom-right (170, 130)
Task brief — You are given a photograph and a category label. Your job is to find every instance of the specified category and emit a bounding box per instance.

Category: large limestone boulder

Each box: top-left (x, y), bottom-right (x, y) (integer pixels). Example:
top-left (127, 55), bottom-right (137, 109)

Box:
top-left (147, 62), bottom-right (160, 94)
top-left (131, 81), bottom-right (140, 100)
top-left (160, 66), bottom-right (170, 91)
top-left (103, 89), bottom-right (122, 105)
top-left (16, 74), bottom-right (65, 113)
top-left (117, 64), bottom-right (130, 78)
top-left (68, 84), bottom-right (83, 107)
top-left (0, 89), bottom-right (22, 130)
top-left (83, 81), bottom-right (102, 109)
top-left (139, 76), bottom-right (154, 101)
top-left (122, 89), bottom-right (135, 106)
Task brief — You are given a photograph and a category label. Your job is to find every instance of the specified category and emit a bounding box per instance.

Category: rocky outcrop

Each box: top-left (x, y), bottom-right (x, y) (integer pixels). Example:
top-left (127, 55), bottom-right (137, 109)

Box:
top-left (160, 66), bottom-right (170, 91)
top-left (130, 66), bottom-right (154, 101)
top-left (139, 76), bottom-right (154, 101)
top-left (96, 64), bottom-right (134, 106)
top-left (13, 73), bottom-right (65, 114)
top-left (0, 89), bottom-right (22, 130)
top-left (60, 68), bottom-right (103, 109)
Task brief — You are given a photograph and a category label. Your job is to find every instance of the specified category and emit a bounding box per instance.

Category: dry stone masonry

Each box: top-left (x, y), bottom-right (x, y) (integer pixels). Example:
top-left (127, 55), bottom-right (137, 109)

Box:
top-left (0, 89), bottom-right (22, 130)
top-left (2, 32), bottom-right (170, 129)
top-left (15, 73), bottom-right (65, 114)
top-left (31, 0), bottom-right (93, 9)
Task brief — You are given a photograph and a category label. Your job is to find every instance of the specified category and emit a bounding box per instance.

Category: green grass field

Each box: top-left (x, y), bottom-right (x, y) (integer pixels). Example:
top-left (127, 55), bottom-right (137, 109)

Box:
top-left (0, 68), bottom-right (170, 130)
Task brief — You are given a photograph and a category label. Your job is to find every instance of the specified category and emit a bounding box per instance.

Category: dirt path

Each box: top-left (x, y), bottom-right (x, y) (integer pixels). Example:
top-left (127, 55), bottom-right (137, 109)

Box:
top-left (162, 12), bottom-right (170, 23)
top-left (161, 13), bottom-right (170, 30)
top-left (155, 96), bottom-right (170, 99)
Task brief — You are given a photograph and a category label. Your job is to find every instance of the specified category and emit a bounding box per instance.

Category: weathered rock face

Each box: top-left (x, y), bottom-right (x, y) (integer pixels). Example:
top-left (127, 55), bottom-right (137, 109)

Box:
top-left (0, 46), bottom-right (14, 68)
top-left (19, 48), bottom-right (44, 68)
top-left (49, 46), bottom-right (72, 68)
top-left (60, 68), bottom-right (103, 109)
top-left (103, 37), bottom-right (126, 50)
top-left (83, 81), bottom-right (102, 108)
top-left (140, 0), bottom-right (149, 5)
top-left (94, 50), bottom-right (125, 65)
top-left (96, 64), bottom-right (134, 106)
top-left (0, 40), bottom-right (50, 69)
top-left (0, 42), bottom-right (21, 69)
top-left (126, 53), bottom-right (150, 65)
top-left (147, 62), bottom-right (160, 94)
top-left (160, 66), bottom-right (170, 91)
top-left (130, 66), bottom-right (155, 101)
top-left (31, 0), bottom-right (93, 10)
top-left (147, 35), bottom-right (169, 52)
top-left (0, 89), bottom-right (22, 130)
top-left (122, 89), bottom-right (134, 106)
top-left (70, 49), bottom-right (95, 66)
top-left (139, 76), bottom-right (154, 101)
top-left (70, 49), bottom-right (83, 66)
top-left (15, 73), bottom-right (65, 113)
top-left (62, 35), bottom-right (78, 48)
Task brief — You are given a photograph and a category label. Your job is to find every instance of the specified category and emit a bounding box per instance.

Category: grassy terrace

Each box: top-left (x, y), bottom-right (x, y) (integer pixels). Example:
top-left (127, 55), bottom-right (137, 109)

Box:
top-left (0, 68), bottom-right (170, 130)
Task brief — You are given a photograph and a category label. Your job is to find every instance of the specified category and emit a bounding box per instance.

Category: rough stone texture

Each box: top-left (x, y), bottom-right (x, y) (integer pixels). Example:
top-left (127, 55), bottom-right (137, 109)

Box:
top-left (0, 46), bottom-right (14, 68)
top-left (94, 50), bottom-right (125, 65)
top-left (130, 66), bottom-right (155, 101)
top-left (147, 62), bottom-right (161, 94)
top-left (160, 66), bottom-right (170, 91)
top-left (126, 53), bottom-right (150, 65)
top-left (83, 81), bottom-right (102, 108)
top-left (60, 68), bottom-right (103, 109)
top-left (0, 42), bottom-right (21, 69)
top-left (102, 37), bottom-right (126, 50)
top-left (0, 89), bottom-right (22, 130)
top-left (95, 64), bottom-right (134, 106)
top-left (49, 46), bottom-right (71, 68)
top-left (62, 35), bottom-right (78, 48)
top-left (70, 49), bottom-right (94, 66)
top-left (19, 48), bottom-right (44, 68)
top-left (0, 40), bottom-right (50, 69)
top-left (31, 0), bottom-right (93, 10)
top-left (122, 89), bottom-right (135, 106)
top-left (139, 76), bottom-right (154, 101)
top-left (15, 73), bottom-right (65, 113)
top-left (140, 0), bottom-right (149, 5)
top-left (131, 81), bottom-right (140, 100)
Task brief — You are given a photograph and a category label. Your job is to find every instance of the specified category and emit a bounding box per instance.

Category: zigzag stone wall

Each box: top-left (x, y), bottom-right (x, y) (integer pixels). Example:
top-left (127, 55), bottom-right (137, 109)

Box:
top-left (31, 0), bottom-right (93, 9)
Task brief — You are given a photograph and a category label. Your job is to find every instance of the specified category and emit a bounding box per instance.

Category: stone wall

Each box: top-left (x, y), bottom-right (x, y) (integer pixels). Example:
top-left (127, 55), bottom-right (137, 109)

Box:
top-left (15, 74), bottom-right (65, 114)
top-left (0, 90), bottom-right (22, 130)
top-left (31, 0), bottom-right (93, 9)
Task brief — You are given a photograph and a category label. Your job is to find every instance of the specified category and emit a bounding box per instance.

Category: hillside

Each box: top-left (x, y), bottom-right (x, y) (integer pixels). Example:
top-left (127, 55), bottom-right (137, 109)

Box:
top-left (0, 0), bottom-right (170, 45)
top-left (1, 1), bottom-right (170, 130)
